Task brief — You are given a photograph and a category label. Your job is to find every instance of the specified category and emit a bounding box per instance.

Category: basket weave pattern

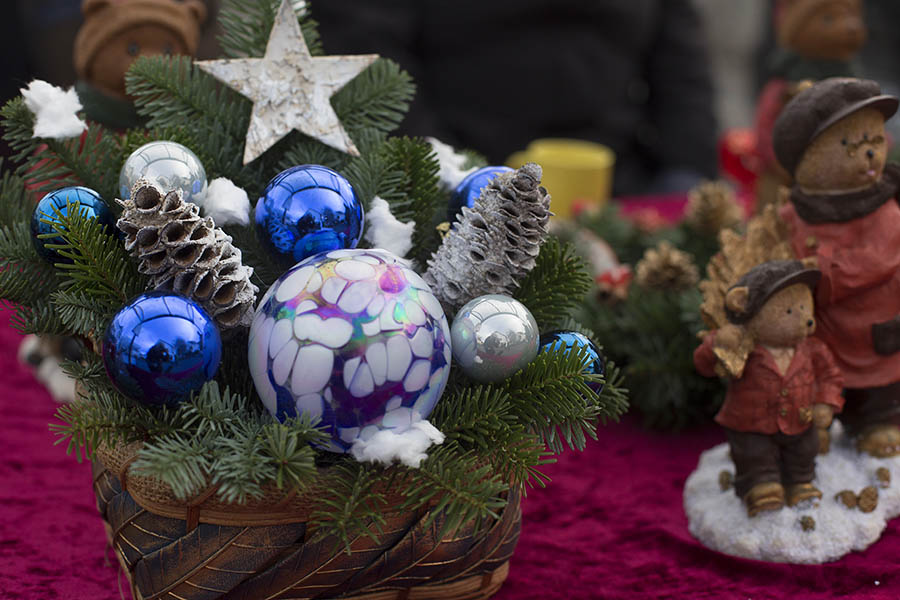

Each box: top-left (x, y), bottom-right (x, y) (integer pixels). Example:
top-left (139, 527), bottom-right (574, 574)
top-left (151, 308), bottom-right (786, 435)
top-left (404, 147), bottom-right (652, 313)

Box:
top-left (91, 444), bottom-right (521, 600)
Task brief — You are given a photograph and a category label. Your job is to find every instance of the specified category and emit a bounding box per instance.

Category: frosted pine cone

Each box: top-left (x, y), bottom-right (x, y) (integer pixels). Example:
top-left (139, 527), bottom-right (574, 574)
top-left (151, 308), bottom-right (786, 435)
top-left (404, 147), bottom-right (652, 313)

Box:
top-left (424, 162), bottom-right (551, 313)
top-left (685, 180), bottom-right (743, 236)
top-left (117, 179), bottom-right (258, 330)
top-left (635, 241), bottom-right (699, 292)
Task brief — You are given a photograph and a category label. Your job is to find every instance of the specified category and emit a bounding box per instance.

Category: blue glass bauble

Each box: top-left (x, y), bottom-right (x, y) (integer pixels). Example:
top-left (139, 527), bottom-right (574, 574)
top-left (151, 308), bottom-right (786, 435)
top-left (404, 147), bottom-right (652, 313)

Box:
top-left (31, 186), bottom-right (114, 263)
top-left (103, 292), bottom-right (222, 406)
top-left (248, 248), bottom-right (451, 453)
top-left (255, 165), bottom-right (364, 263)
top-left (539, 330), bottom-right (606, 394)
top-left (119, 141), bottom-right (208, 205)
top-left (450, 294), bottom-right (539, 383)
top-left (449, 166), bottom-right (514, 219)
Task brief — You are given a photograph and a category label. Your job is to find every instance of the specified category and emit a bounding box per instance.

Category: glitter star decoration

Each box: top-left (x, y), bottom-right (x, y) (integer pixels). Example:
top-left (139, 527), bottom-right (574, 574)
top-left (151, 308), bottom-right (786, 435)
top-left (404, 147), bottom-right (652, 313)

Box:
top-left (195, 0), bottom-right (378, 165)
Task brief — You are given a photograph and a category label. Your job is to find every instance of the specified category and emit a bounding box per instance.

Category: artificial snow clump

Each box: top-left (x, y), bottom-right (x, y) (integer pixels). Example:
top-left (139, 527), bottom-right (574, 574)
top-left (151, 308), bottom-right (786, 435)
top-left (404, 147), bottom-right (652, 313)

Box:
top-left (427, 137), bottom-right (476, 190)
top-left (202, 177), bottom-right (251, 226)
top-left (20, 80), bottom-right (86, 139)
top-left (350, 419), bottom-right (445, 468)
top-left (364, 196), bottom-right (415, 258)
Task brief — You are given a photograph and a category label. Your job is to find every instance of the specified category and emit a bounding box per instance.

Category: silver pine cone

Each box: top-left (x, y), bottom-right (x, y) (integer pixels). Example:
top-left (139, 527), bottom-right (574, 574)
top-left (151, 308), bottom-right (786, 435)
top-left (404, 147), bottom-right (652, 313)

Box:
top-left (116, 179), bottom-right (259, 330)
top-left (424, 162), bottom-right (551, 313)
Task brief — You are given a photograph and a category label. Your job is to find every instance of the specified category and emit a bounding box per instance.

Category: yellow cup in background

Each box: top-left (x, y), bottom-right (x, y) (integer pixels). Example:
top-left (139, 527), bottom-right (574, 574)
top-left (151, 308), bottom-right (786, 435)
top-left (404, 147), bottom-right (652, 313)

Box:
top-left (506, 138), bottom-right (615, 219)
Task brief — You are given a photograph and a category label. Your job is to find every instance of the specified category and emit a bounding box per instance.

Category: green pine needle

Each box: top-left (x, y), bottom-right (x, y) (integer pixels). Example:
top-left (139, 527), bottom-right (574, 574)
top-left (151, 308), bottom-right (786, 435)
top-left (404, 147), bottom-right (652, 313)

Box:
top-left (218, 0), bottom-right (322, 60)
top-left (0, 98), bottom-right (121, 202)
top-left (515, 237), bottom-right (593, 332)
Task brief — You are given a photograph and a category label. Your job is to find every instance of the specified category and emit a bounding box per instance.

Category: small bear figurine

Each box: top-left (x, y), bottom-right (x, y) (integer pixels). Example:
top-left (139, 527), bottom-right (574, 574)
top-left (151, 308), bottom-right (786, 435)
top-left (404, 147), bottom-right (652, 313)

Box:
top-left (753, 0), bottom-right (866, 207)
top-left (773, 78), bottom-right (900, 458)
top-left (694, 260), bottom-right (844, 517)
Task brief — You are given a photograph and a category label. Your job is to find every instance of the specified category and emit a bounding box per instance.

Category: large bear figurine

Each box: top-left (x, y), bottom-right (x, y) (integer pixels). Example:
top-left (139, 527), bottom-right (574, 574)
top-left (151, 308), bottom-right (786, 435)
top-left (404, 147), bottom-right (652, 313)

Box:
top-left (773, 78), bottom-right (900, 457)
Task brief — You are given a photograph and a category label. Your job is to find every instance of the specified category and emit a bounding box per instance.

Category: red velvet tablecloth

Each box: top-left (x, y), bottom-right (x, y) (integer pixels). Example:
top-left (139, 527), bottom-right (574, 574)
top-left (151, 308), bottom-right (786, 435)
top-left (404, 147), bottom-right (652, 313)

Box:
top-left (2, 310), bottom-right (900, 600)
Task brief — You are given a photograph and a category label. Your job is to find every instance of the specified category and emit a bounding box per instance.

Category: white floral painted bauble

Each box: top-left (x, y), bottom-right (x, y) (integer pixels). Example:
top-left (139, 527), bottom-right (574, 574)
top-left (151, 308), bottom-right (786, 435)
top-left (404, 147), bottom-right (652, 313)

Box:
top-left (248, 248), bottom-right (452, 452)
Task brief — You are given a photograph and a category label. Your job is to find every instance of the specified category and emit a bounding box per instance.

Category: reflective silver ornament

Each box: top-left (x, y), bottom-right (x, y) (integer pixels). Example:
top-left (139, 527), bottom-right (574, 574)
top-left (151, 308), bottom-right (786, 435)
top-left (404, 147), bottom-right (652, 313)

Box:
top-left (450, 294), bottom-right (539, 383)
top-left (119, 141), bottom-right (208, 205)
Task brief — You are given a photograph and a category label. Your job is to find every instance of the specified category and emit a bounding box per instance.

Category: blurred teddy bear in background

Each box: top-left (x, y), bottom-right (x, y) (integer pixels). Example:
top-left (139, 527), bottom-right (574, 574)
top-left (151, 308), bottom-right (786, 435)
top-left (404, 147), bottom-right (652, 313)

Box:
top-left (73, 0), bottom-right (207, 128)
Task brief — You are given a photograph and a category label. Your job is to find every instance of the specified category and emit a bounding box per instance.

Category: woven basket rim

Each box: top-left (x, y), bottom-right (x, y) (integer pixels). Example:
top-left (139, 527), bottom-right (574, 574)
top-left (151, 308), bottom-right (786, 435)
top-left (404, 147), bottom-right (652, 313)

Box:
top-left (94, 438), bottom-right (415, 526)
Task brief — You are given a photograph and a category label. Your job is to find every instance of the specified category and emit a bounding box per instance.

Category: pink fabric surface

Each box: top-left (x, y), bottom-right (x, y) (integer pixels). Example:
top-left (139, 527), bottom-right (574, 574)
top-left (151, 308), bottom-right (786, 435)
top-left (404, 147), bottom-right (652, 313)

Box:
top-left (2, 309), bottom-right (900, 599)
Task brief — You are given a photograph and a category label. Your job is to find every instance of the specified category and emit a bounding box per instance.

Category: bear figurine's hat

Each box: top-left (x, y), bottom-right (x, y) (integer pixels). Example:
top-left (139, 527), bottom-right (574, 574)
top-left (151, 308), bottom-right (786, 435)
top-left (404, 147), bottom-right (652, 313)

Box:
top-left (772, 77), bottom-right (898, 176)
top-left (725, 260), bottom-right (821, 325)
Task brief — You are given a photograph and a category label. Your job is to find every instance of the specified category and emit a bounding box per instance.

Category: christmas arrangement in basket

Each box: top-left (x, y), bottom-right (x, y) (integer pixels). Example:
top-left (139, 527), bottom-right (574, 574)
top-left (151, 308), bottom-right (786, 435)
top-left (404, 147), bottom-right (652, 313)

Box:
top-left (0, 1), bottom-right (627, 598)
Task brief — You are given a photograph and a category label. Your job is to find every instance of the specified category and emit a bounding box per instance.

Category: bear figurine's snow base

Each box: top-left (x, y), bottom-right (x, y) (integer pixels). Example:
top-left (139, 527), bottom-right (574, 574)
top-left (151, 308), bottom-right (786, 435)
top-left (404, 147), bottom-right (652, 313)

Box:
top-left (684, 422), bottom-right (900, 563)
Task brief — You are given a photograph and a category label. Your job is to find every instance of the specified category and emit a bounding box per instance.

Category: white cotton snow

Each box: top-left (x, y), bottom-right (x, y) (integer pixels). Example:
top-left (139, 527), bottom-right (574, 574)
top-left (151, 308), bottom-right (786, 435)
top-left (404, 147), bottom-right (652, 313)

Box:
top-left (20, 80), bottom-right (86, 139)
top-left (684, 421), bottom-right (900, 563)
top-left (426, 137), bottom-right (477, 190)
top-left (363, 196), bottom-right (415, 259)
top-left (201, 177), bottom-right (251, 226)
top-left (350, 419), bottom-right (445, 468)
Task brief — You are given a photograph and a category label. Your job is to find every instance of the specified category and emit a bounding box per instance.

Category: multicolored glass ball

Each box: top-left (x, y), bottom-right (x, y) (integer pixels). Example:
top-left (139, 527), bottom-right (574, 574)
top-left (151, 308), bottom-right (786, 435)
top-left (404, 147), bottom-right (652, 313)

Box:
top-left (539, 330), bottom-right (606, 395)
top-left (103, 291), bottom-right (222, 406)
top-left (255, 165), bottom-right (364, 263)
top-left (450, 294), bottom-right (539, 383)
top-left (31, 186), bottom-right (114, 263)
top-left (449, 166), bottom-right (513, 219)
top-left (248, 249), bottom-right (451, 452)
top-left (119, 141), bottom-right (208, 204)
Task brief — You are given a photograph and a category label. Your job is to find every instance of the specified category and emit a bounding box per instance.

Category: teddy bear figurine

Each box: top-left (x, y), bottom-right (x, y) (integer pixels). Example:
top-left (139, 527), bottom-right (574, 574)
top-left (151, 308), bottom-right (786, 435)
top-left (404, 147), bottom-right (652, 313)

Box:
top-left (72, 0), bottom-right (207, 129)
top-left (773, 77), bottom-right (900, 458)
top-left (694, 260), bottom-right (844, 517)
top-left (753, 0), bottom-right (866, 208)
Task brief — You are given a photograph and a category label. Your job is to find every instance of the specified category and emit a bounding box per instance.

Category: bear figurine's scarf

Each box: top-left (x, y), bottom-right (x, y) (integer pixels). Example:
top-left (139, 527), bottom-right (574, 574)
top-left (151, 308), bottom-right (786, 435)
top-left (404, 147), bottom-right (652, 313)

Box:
top-left (790, 163), bottom-right (900, 224)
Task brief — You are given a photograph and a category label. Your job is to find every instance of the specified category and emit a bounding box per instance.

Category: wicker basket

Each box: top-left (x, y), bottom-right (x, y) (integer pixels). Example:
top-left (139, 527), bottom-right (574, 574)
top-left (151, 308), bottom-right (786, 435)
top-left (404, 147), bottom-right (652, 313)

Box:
top-left (91, 443), bottom-right (521, 600)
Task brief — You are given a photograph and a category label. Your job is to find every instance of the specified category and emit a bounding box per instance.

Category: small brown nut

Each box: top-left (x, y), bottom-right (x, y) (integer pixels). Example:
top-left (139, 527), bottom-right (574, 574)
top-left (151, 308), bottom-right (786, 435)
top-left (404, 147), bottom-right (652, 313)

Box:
top-left (718, 470), bottom-right (733, 492)
top-left (876, 467), bottom-right (891, 489)
top-left (835, 490), bottom-right (857, 509)
top-left (800, 515), bottom-right (815, 532)
top-left (858, 486), bottom-right (879, 513)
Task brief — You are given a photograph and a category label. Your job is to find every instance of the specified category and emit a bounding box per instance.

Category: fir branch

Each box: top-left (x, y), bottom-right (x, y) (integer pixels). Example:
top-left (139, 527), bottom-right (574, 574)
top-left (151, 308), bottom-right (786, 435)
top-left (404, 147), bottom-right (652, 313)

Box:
top-left (124, 56), bottom-right (271, 193)
top-left (279, 138), bottom-right (349, 175)
top-left (503, 344), bottom-right (614, 453)
top-left (0, 97), bottom-right (122, 201)
top-left (430, 386), bottom-right (551, 488)
top-left (39, 202), bottom-right (146, 308)
top-left (0, 221), bottom-right (60, 305)
top-left (0, 160), bottom-right (32, 223)
top-left (402, 444), bottom-right (509, 535)
top-left (132, 432), bottom-right (215, 500)
top-left (218, 0), bottom-right (322, 59)
top-left (587, 286), bottom-right (722, 429)
top-left (60, 352), bottom-right (105, 385)
top-left (308, 461), bottom-right (388, 551)
top-left (7, 299), bottom-right (67, 336)
top-left (375, 138), bottom-right (444, 266)
top-left (332, 60), bottom-right (414, 138)
top-left (50, 385), bottom-right (168, 461)
top-left (515, 237), bottom-right (593, 333)
top-left (51, 288), bottom-right (113, 339)
top-left (263, 418), bottom-right (323, 490)
top-left (211, 419), bottom-right (275, 503)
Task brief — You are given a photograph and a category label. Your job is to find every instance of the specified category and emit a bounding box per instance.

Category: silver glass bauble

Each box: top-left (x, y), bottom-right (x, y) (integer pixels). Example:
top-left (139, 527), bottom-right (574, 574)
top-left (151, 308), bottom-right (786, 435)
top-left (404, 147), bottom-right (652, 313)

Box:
top-left (450, 294), bottom-right (539, 383)
top-left (119, 141), bottom-right (208, 205)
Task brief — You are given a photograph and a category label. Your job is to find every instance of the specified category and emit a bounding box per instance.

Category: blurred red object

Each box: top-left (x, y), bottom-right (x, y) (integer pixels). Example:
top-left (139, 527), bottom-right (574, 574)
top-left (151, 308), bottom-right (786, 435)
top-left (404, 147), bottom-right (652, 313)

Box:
top-left (719, 127), bottom-right (759, 192)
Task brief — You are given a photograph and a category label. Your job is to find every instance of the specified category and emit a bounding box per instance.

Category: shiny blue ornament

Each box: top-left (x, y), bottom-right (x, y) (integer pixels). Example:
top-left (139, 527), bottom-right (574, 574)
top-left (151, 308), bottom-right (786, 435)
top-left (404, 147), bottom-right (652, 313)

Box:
top-left (539, 331), bottom-right (606, 394)
top-left (31, 186), bottom-right (114, 263)
top-left (449, 166), bottom-right (514, 219)
top-left (103, 291), bottom-right (222, 406)
top-left (255, 165), bottom-right (364, 262)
